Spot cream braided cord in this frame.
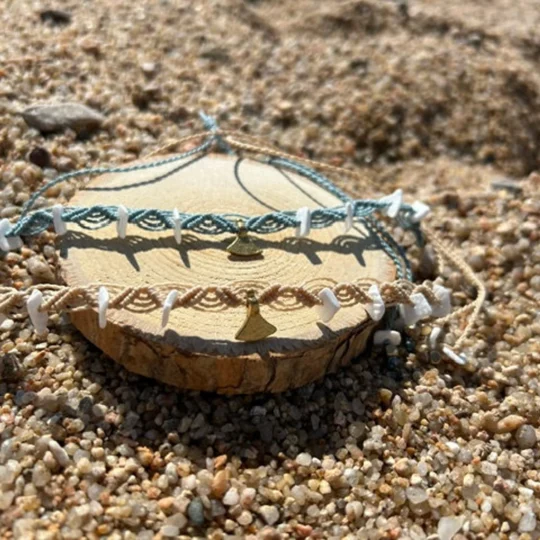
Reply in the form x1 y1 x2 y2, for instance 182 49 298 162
0 279 432 315
0 223 485 355
0 125 486 355
423 226 486 350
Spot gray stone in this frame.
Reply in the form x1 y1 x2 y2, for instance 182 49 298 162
491 178 522 194
515 424 537 449
22 102 105 134
27 257 55 283
187 497 205 526
438 516 465 540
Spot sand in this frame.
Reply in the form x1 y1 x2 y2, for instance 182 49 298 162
0 0 539 538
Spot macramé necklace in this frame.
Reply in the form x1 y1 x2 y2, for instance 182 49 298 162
0 116 485 367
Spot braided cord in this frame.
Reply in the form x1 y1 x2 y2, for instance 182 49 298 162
0 115 486 355
267 157 352 203
0 221 485 356
0 278 433 315
423 227 487 350
18 133 214 221
7 124 418 244
0 226 484 358
8 200 418 237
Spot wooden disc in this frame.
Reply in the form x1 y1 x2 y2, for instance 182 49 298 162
58 153 395 394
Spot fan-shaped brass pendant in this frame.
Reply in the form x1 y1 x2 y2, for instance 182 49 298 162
227 220 262 257
235 291 277 341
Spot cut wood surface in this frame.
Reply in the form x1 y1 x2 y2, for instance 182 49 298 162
58 153 395 393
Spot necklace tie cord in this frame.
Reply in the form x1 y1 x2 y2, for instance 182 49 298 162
4 198 422 239
0 116 486 365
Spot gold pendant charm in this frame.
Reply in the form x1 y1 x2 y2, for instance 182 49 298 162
227 220 262 257
235 290 277 342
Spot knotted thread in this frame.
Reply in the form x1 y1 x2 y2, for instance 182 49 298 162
0 114 485 355
6 121 418 279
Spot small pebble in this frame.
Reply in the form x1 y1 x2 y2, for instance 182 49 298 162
26 257 55 283
295 453 312 467
394 458 413 477
515 424 537 449
40 9 71 25
32 462 51 487
222 487 239 506
237 510 253 526
28 147 51 168
240 487 256 507
187 497 205 526
48 440 70 468
345 501 364 521
406 486 428 505
258 505 280 525
160 525 179 537
438 516 465 540
518 510 537 533
497 415 526 433
211 470 229 498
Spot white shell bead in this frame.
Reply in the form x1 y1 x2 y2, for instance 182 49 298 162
0 219 22 252
411 200 431 222
431 284 452 318
401 293 433 326
52 204 67 235
116 205 129 239
364 284 385 322
295 207 311 238
380 189 403 218
98 286 109 329
161 290 179 328
27 289 48 334
344 202 354 232
318 288 341 322
172 208 182 245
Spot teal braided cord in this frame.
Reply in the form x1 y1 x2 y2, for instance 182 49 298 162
267 155 416 279
199 111 234 154
17 136 215 222
363 216 413 280
268 157 352 203
6 110 420 282
9 199 420 237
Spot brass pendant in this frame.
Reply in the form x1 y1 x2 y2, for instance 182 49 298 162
235 290 277 342
227 220 262 257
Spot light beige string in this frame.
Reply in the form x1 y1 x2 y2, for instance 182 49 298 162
0 278 427 314
423 225 486 350
0 230 485 355
0 130 486 357
142 129 378 190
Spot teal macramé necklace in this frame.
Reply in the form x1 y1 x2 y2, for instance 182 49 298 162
0 115 485 366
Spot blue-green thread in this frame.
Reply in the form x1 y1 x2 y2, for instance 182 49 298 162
18 137 215 222
6 116 422 280
9 201 417 236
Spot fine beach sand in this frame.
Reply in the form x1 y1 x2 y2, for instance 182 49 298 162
0 0 539 538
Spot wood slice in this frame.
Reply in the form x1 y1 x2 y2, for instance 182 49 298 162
58 153 395 394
